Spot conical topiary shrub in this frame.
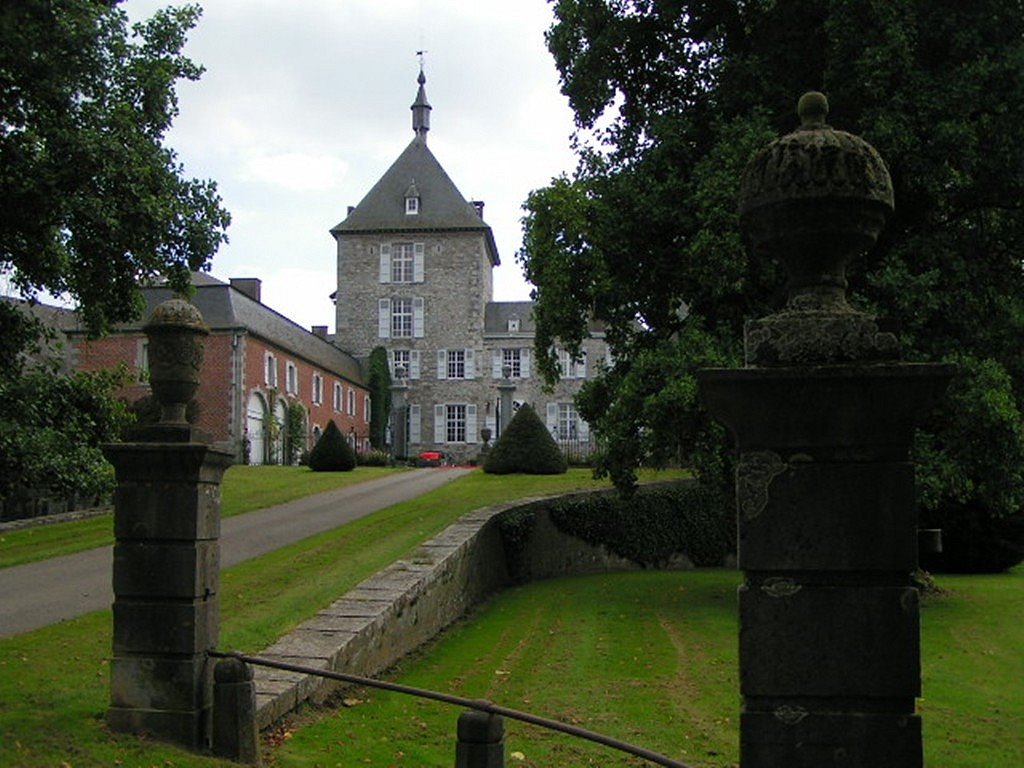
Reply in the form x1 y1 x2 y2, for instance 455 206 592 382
483 404 567 475
308 419 357 472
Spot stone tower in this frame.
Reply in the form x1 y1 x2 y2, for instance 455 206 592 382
331 69 605 462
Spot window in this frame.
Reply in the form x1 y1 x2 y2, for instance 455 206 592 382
503 348 521 378
347 388 356 416
447 349 465 379
434 403 477 444
285 361 298 395
405 196 419 215
333 382 343 412
379 297 424 338
391 297 413 338
558 403 579 439
379 243 424 284
437 348 474 380
364 395 371 422
265 353 278 387
311 373 323 405
391 349 410 377
137 340 150 383
446 404 466 443
507 316 520 332
391 243 414 283
546 402 589 443
558 349 587 379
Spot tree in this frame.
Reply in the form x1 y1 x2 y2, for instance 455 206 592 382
0 1 229 513
1 0 230 338
367 347 392 450
308 419 357 472
0 363 134 515
483 404 568 475
521 1 1024 566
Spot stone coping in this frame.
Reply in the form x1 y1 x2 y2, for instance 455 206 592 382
250 500 526 729
247 481 697 730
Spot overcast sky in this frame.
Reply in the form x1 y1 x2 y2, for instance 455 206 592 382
122 0 580 332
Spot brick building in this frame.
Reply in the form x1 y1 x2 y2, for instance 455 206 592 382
331 69 608 463
69 273 369 464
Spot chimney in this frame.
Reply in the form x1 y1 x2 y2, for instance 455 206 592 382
471 200 485 218
311 325 328 339
229 278 262 303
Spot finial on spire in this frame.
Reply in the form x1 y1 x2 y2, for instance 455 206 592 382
411 52 432 142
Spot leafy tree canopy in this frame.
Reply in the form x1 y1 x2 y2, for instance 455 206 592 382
0 0 230 339
521 1 1024 541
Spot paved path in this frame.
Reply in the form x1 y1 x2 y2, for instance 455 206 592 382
0 468 471 638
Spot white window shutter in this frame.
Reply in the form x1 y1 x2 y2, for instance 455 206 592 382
437 349 447 379
465 348 475 379
578 350 587 379
378 298 390 338
379 244 392 283
466 404 478 443
413 297 425 337
521 349 531 378
408 404 421 444
413 243 425 282
546 402 559 435
434 404 445 443
492 350 501 378
409 350 421 379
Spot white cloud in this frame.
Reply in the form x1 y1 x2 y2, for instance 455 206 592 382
122 0 579 322
241 153 349 192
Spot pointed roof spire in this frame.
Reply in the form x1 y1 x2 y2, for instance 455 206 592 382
411 54 431 142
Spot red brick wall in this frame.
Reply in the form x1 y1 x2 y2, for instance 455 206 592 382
245 337 370 452
73 331 370 457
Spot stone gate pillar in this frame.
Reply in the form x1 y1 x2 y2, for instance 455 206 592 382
103 299 233 750
698 93 953 767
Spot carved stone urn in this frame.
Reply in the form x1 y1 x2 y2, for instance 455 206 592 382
739 91 900 366
143 298 210 424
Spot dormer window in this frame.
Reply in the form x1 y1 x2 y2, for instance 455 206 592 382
404 181 420 215
507 316 521 332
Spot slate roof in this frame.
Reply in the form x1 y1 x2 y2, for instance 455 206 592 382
63 273 365 385
330 135 500 267
484 301 607 337
484 301 536 335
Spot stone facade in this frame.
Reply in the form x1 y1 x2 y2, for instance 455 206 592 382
68 274 370 464
332 71 607 463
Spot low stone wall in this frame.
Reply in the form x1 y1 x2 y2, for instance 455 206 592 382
251 483 693 729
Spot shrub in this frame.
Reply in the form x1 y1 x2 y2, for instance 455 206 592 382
916 354 1024 572
919 503 1024 574
547 482 735 567
483 404 567 475
307 420 356 472
356 449 390 467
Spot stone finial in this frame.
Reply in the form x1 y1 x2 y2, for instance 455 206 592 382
143 298 209 425
739 93 900 366
739 92 894 311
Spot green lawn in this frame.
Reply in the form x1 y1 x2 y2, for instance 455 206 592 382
0 464 402 569
0 468 654 767
274 569 1024 768
1 468 1018 768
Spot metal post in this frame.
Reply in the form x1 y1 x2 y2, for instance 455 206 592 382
455 709 504 768
213 657 261 765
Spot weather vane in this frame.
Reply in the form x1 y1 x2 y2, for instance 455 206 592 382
416 49 428 70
